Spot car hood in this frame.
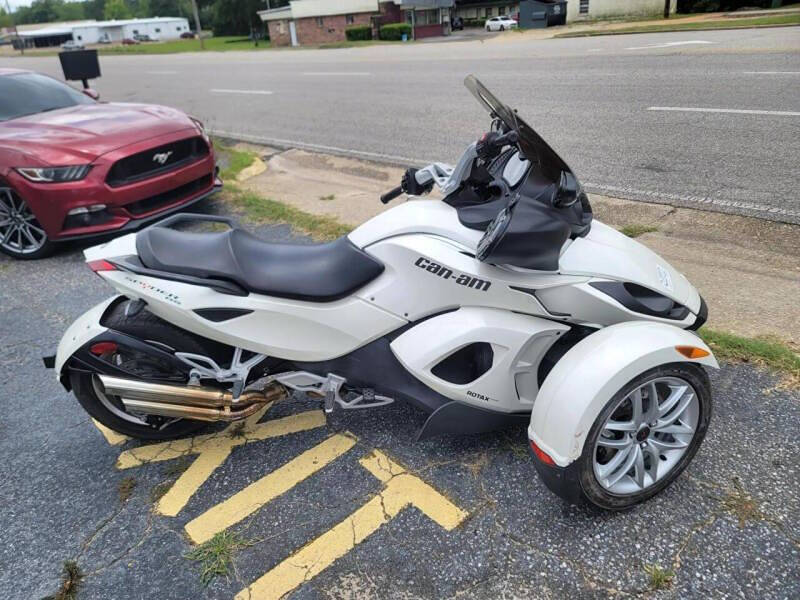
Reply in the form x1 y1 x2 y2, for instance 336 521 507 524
0 103 196 165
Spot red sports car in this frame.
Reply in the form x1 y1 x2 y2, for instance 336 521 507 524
0 68 220 259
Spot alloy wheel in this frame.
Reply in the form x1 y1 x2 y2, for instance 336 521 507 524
0 187 48 255
593 376 700 495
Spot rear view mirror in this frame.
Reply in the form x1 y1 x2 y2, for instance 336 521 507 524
82 88 100 101
553 171 579 208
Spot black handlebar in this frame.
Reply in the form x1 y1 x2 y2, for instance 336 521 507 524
380 185 404 204
380 130 519 204
476 129 519 158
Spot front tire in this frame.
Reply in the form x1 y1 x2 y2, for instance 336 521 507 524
0 186 54 259
540 363 712 510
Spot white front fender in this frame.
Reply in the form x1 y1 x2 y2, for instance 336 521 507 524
528 321 718 467
55 296 120 379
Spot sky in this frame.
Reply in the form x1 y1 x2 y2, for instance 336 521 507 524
6 0 34 10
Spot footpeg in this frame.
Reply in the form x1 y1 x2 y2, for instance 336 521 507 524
272 371 393 412
338 387 394 410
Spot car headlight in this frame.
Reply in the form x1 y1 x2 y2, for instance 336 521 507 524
190 116 210 143
16 165 91 183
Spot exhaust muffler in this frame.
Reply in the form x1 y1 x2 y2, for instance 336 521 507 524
97 374 286 422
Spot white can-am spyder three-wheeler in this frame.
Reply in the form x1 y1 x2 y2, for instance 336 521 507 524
48 77 717 510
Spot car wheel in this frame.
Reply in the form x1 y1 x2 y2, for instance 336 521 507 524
500 25 505 31
0 186 54 260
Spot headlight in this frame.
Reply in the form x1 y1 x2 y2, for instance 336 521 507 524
190 116 210 143
16 165 91 183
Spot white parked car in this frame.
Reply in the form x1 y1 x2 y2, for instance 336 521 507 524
485 16 518 31
60 40 85 51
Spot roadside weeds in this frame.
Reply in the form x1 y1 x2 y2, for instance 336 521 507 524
619 224 658 238
699 328 800 387
554 13 800 37
643 564 674 591
43 560 83 600
184 531 257 586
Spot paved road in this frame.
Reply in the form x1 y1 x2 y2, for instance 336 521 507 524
5 27 800 223
1 201 799 599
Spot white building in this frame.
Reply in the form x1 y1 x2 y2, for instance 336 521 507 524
17 17 191 47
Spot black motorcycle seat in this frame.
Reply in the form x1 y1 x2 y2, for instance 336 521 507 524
135 227 384 302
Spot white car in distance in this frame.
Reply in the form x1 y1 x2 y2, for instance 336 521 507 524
485 16 518 31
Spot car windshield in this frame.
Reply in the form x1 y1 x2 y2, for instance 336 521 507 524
464 75 572 183
0 72 94 122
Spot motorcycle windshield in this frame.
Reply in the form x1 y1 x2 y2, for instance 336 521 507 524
464 75 573 183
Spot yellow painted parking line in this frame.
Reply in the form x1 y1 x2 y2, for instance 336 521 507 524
116 410 325 469
185 433 357 544
157 443 235 517
115 408 326 516
92 419 130 446
236 450 468 600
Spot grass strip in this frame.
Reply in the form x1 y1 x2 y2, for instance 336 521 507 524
217 144 258 181
223 187 352 241
99 36 272 55
555 14 800 37
699 327 800 380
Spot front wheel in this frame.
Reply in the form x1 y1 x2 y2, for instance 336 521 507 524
538 363 712 510
0 186 54 259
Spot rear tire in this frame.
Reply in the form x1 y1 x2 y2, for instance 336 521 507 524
70 301 226 440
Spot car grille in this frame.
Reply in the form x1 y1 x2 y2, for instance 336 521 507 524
106 136 209 187
126 174 212 216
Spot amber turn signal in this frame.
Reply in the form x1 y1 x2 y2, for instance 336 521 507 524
675 345 710 359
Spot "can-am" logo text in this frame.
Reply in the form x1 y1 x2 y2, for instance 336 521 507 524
414 257 491 291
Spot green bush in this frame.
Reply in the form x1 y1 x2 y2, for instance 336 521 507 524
463 19 486 28
379 22 412 41
345 25 372 41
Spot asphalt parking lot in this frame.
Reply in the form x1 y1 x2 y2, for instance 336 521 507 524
1 201 798 600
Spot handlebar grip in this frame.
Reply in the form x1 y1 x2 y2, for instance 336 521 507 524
380 186 404 204
499 130 519 145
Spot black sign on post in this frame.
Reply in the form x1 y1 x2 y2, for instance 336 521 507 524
59 49 101 89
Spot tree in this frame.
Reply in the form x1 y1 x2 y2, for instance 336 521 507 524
209 0 266 35
25 0 62 23
104 0 132 19
56 1 87 20
83 0 107 20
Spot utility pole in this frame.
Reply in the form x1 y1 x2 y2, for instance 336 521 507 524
190 0 204 50
4 0 23 55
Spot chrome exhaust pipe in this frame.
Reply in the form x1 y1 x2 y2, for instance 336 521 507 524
97 374 286 422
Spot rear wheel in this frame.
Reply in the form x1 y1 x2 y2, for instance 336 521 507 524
0 187 54 259
70 302 224 440
499 25 505 31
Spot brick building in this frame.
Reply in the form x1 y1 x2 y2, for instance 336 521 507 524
260 0 455 46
